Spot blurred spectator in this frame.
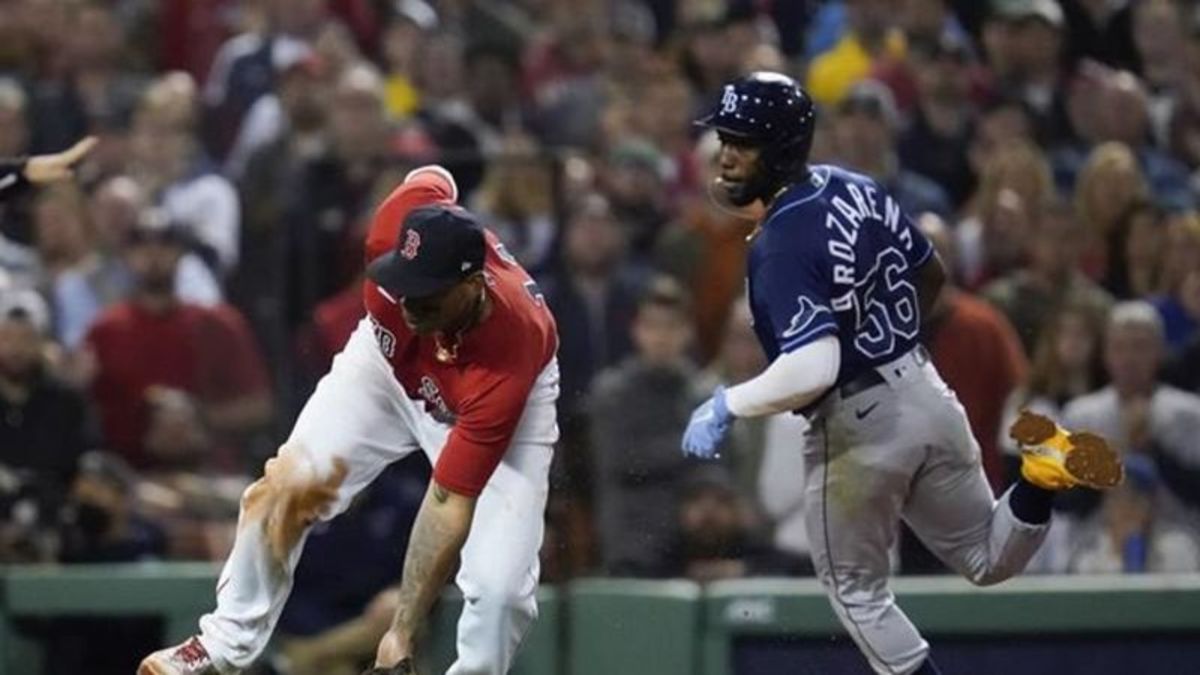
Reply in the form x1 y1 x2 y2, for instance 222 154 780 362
1000 303 1107 473
679 16 741 104
156 0 241 83
540 193 641 421
82 215 271 473
834 81 952 218
871 0 975 116
0 289 92 531
380 0 438 121
664 465 791 581
48 450 166 675
966 97 1036 178
470 139 557 275
32 184 93 286
1104 200 1166 300
59 451 164 563
1152 213 1200 355
203 0 327 158
982 200 1113 353
603 138 673 262
224 51 328 181
1059 0 1138 72
1068 454 1200 573
1131 0 1187 147
0 78 38 256
919 213 1027 490
1072 141 1150 278
956 140 1054 288
523 10 612 149
806 0 906 107
655 130 753 363
1166 14 1200 170
283 63 393 328
897 31 979 208
1064 302 1200 525
984 0 1070 144
417 40 529 196
28 3 145 155
129 72 241 277
590 276 704 576
54 177 221 351
1054 68 1194 211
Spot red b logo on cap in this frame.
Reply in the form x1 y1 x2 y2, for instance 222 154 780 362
400 228 421 260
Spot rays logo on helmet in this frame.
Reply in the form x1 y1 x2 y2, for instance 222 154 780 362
721 85 739 114
400 229 421 260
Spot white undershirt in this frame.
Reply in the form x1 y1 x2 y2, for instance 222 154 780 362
725 335 841 417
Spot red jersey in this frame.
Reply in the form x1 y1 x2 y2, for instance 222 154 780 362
363 170 558 497
86 302 271 470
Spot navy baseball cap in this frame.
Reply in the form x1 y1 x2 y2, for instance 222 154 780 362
367 205 486 299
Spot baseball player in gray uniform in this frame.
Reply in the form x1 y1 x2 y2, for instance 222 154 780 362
681 72 1124 675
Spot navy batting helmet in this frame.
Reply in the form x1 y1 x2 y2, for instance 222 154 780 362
695 72 816 204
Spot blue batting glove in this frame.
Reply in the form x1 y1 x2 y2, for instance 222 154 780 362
682 386 733 459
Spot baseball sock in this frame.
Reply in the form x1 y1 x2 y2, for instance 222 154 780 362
913 654 944 674
1010 478 1054 525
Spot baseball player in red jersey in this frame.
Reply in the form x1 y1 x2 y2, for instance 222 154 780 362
141 166 560 675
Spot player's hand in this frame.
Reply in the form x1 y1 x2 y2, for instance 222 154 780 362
23 136 97 184
682 386 733 459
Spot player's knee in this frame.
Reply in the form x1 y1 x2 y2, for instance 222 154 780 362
241 443 348 561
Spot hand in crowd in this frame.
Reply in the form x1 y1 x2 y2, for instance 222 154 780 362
22 136 97 185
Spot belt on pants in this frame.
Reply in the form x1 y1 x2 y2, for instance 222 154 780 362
837 346 931 400
838 368 886 399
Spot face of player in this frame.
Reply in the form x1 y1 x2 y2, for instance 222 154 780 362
401 273 486 336
716 136 767 207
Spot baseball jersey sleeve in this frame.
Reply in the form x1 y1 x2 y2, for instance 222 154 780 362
753 251 838 354
895 207 934 271
432 364 537 498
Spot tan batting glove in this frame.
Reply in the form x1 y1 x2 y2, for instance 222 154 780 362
23 136 97 185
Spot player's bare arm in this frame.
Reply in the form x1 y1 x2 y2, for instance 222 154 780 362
374 480 476 668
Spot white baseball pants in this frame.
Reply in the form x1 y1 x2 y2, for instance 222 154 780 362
196 318 558 674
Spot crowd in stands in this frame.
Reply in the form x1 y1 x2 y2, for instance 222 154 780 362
2 1 1200 663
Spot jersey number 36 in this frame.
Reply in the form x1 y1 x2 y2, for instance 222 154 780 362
853 248 919 359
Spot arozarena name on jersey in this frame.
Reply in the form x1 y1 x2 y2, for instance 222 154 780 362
823 182 915 289
822 180 921 359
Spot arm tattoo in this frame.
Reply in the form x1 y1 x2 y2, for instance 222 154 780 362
432 483 450 504
390 485 472 645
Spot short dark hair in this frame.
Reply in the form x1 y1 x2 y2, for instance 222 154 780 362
637 275 692 315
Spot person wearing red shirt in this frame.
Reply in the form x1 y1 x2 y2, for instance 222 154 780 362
142 166 560 675
84 215 271 473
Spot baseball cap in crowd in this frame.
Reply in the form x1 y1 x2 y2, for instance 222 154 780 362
0 287 50 335
993 0 1064 28
393 0 439 30
838 81 900 129
126 208 192 247
367 205 486 299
